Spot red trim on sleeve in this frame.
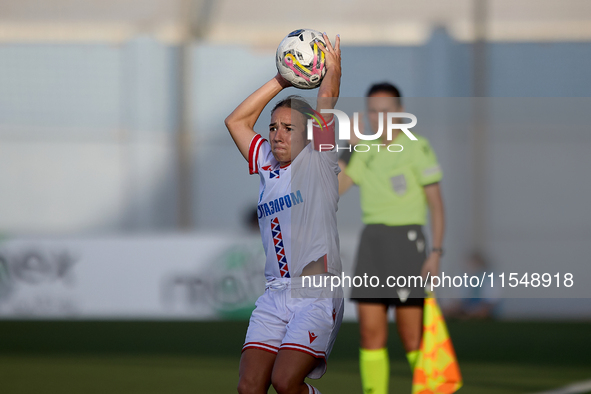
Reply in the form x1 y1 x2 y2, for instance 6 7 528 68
248 134 264 174
312 116 336 151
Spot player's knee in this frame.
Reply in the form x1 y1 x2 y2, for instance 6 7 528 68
236 379 251 394
237 376 265 394
271 373 300 394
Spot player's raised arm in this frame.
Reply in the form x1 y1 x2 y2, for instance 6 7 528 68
316 33 341 115
311 34 341 151
224 74 291 160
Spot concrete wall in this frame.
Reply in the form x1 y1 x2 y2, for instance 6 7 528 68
0 38 179 234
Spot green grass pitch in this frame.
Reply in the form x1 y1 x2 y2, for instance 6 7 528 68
1 320 590 393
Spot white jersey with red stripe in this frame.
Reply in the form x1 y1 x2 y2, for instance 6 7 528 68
248 121 341 280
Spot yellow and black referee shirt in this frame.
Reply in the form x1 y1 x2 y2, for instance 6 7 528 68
345 133 442 226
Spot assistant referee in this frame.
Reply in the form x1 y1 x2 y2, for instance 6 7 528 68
338 82 444 394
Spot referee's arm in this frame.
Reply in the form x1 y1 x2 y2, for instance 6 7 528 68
421 182 445 278
337 131 359 195
337 159 354 195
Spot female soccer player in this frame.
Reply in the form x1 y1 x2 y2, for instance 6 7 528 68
338 83 445 394
225 33 343 394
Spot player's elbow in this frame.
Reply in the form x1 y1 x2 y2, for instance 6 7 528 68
224 115 235 132
225 113 250 135
225 117 243 139
317 92 339 106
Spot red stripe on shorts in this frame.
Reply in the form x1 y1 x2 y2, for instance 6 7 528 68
242 342 279 355
280 343 326 358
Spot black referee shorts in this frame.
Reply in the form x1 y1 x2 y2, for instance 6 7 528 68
350 224 427 307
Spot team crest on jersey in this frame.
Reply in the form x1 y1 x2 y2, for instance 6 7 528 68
271 217 290 278
261 165 280 179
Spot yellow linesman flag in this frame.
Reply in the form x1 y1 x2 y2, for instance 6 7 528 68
412 294 462 394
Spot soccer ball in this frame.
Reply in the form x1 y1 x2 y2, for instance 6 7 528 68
276 29 326 89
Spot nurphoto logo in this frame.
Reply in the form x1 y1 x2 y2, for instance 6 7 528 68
306 109 418 152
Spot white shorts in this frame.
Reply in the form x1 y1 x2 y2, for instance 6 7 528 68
242 276 344 379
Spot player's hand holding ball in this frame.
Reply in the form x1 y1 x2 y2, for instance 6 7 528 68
274 72 292 90
317 32 341 80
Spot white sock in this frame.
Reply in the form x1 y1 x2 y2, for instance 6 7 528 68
306 383 322 394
